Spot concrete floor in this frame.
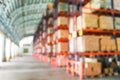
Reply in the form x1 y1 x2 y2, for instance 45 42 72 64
0 55 119 80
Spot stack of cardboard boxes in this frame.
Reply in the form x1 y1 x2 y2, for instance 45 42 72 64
90 0 112 9
99 15 114 30
116 38 120 51
77 14 98 29
113 0 120 11
55 1 69 66
47 3 54 58
55 1 69 54
115 17 120 30
77 35 100 52
100 36 116 51
75 58 102 77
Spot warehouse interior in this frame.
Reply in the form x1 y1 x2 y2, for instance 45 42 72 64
0 0 120 80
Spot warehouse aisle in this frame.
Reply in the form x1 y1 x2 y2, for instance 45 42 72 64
0 55 119 80
0 55 78 80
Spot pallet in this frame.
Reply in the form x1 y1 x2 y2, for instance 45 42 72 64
85 74 103 79
85 27 99 30
101 50 117 53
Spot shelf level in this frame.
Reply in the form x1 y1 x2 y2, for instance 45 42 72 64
78 52 120 56
78 29 120 36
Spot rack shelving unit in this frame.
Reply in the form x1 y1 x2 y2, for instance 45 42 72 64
66 0 120 80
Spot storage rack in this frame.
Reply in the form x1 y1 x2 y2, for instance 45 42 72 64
32 0 120 80
49 0 69 67
66 0 120 80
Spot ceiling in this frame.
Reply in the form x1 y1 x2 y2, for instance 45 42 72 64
0 0 53 44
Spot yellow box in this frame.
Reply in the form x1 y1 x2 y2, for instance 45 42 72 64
99 15 113 30
57 17 68 26
77 14 98 30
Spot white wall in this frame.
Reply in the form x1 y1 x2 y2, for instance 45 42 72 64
0 31 5 62
19 36 33 55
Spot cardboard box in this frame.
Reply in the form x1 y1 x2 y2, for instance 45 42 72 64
100 36 116 51
113 0 120 11
48 18 53 24
84 58 98 63
116 38 120 51
57 17 68 27
77 35 99 52
115 17 120 30
117 61 120 67
57 42 68 53
57 30 68 39
91 0 112 9
77 14 98 30
47 27 53 34
58 2 68 12
84 62 101 77
99 15 114 30
47 35 53 43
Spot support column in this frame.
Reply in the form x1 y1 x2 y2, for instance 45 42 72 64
2 34 6 62
11 42 15 58
0 31 6 62
5 38 11 61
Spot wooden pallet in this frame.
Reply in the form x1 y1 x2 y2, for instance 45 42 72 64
85 27 99 30
85 74 103 79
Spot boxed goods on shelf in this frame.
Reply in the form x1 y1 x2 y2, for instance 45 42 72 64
57 42 68 53
48 18 53 25
57 17 68 27
77 14 98 30
75 58 101 77
116 38 120 51
47 35 53 43
84 57 98 63
47 27 53 34
115 17 120 30
58 2 68 12
118 61 120 68
69 4 77 13
57 29 68 39
113 0 120 11
90 0 112 9
104 68 113 75
100 36 116 51
99 15 114 30
77 35 99 52
42 32 47 39
84 62 101 77
48 3 54 14
84 58 101 77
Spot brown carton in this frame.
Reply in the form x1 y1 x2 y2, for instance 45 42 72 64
99 15 113 30
57 42 68 53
